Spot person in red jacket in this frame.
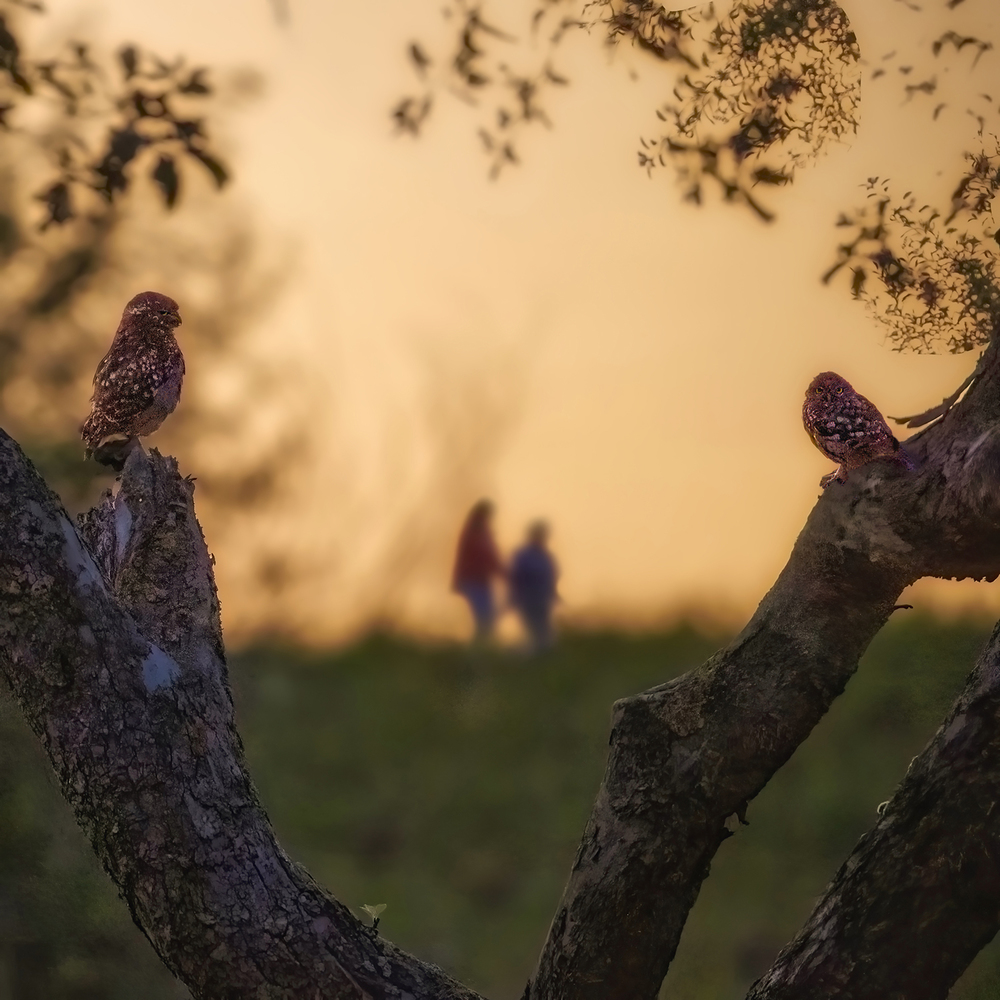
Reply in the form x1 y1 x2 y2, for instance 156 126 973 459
452 499 505 642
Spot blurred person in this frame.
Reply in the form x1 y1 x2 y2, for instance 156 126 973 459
452 499 505 643
509 520 559 654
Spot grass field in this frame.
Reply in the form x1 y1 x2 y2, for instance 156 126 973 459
0 615 998 998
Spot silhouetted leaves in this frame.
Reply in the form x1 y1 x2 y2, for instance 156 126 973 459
119 44 137 80
825 154 1000 354
152 155 179 207
398 0 997 239
36 182 71 230
931 30 992 66
636 0 861 219
392 95 432 135
0 14 30 92
396 0 864 199
0 9 229 229
178 68 210 95
752 167 791 186
392 0 576 177
94 127 148 199
187 149 228 188
408 42 430 76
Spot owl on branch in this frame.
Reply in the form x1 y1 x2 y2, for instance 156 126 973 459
802 371 911 488
81 291 184 471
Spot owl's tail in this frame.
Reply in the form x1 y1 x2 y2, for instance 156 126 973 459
81 412 136 471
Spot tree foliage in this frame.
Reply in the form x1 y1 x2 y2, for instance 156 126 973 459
823 149 1000 355
0 1 301 541
0 2 227 229
396 0 998 356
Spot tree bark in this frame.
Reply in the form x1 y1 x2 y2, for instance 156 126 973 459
530 343 1000 1000
746 617 1000 1000
0 437 482 1000
3 341 1000 999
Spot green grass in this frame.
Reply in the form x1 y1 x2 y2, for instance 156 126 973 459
1 616 999 997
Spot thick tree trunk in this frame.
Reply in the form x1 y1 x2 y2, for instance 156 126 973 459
746 618 1000 1000
531 343 1000 1000
0 438 482 1000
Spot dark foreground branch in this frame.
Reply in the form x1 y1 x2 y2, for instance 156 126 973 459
748 619 1000 1000
532 346 1000 1000
0 435 481 1000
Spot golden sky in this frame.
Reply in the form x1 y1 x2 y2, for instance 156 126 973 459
38 0 1000 643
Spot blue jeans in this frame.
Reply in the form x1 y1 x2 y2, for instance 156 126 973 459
458 582 495 641
518 602 553 652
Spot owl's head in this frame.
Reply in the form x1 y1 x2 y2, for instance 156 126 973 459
123 291 182 329
806 371 853 402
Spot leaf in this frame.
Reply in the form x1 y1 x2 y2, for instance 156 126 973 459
188 148 228 188
173 118 203 141
751 167 791 186
408 43 430 75
543 64 569 86
152 154 179 208
36 181 72 229
361 903 386 920
178 68 211 95
93 128 148 199
119 45 137 80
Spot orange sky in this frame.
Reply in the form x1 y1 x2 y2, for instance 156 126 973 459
38 0 1000 643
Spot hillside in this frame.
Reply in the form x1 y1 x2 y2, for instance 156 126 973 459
0 616 997 998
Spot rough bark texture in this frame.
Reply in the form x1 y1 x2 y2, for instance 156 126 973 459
531 342 1000 1000
0 438 482 1000
2 348 1000 998
748 618 1000 1000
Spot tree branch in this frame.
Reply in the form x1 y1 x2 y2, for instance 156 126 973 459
531 341 1000 1000
4 338 1000 1000
748 617 1000 999
0 436 481 1000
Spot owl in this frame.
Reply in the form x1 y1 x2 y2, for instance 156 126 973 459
81 291 184 471
802 371 907 488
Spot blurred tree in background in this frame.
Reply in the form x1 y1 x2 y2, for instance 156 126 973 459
0 0 300 518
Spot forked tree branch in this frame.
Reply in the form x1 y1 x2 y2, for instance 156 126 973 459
0 438 481 1000
748 617 1000 999
3 338 1000 999
531 339 1000 1000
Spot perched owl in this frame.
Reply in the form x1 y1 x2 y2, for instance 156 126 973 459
81 291 184 471
802 371 908 488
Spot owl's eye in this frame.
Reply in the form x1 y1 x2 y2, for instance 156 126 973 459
836 387 844 394
814 387 822 394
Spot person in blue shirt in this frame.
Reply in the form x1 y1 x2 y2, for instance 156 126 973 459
509 520 559 653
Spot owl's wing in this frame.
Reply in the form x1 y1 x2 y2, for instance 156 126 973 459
855 394 899 445
91 341 177 429
807 420 852 455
